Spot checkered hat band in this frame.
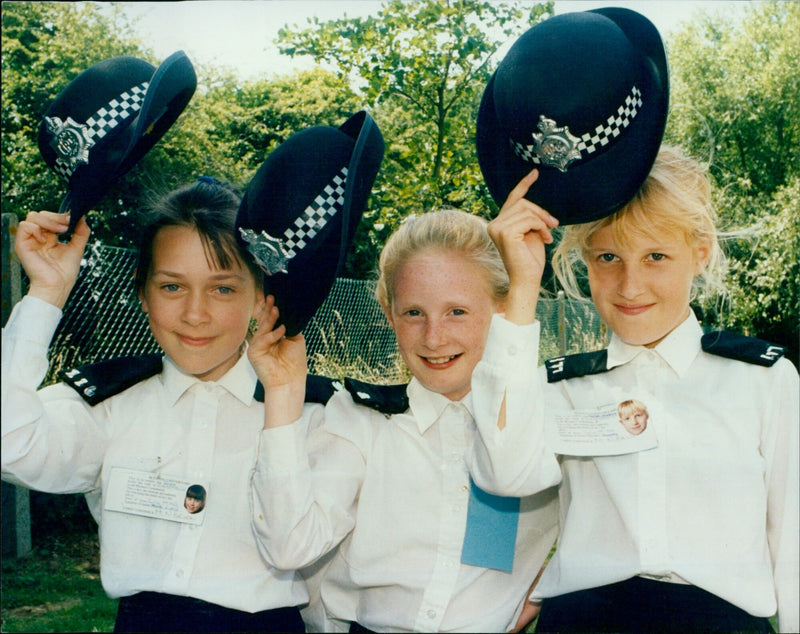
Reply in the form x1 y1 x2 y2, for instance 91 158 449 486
84 82 149 143
282 167 348 259
51 82 149 181
53 160 73 181
512 85 642 165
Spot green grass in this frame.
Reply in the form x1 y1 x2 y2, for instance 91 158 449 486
1 531 117 632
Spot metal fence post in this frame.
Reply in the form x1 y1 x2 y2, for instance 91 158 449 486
1 213 22 324
2 212 32 559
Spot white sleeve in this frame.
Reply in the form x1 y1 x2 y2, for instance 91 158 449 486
250 392 366 570
1 296 108 493
466 314 561 497
761 358 799 633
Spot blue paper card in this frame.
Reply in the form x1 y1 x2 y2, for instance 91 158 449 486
460 479 520 572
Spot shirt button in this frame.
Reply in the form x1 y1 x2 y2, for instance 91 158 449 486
427 610 437 619
176 569 184 578
508 345 518 356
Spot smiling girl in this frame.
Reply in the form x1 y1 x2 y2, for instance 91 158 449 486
248 196 562 632
1 178 308 632
491 146 798 633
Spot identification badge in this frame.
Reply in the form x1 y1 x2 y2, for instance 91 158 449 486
105 467 207 525
546 397 658 456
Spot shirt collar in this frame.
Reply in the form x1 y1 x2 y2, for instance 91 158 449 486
161 350 258 406
606 311 703 378
407 377 474 435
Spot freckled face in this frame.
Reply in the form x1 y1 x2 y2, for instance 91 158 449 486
140 225 263 382
586 224 709 348
386 250 498 401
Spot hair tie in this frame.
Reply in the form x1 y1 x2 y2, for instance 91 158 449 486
197 175 216 185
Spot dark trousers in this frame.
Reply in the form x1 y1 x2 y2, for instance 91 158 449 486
535 577 774 634
114 591 305 633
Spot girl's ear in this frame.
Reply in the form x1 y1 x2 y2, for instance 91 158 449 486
138 289 149 314
380 301 395 329
693 237 712 276
254 289 267 314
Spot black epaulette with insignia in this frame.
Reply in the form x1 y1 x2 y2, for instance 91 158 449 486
60 354 163 406
545 349 609 383
701 331 786 367
344 377 409 415
306 374 343 404
252 374 341 404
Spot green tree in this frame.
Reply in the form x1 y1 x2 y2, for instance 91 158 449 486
277 0 553 274
208 67 360 177
1 2 203 247
2 3 142 236
665 1 799 360
2 3 360 249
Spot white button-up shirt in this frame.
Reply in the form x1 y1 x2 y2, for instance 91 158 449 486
1 295 308 613
252 315 561 632
528 313 799 633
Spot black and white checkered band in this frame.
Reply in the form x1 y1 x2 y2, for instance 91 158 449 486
239 167 349 276
510 85 642 172
45 81 149 181
282 167 348 258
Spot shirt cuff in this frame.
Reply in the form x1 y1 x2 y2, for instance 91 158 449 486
257 415 309 475
6 296 63 346
480 313 540 371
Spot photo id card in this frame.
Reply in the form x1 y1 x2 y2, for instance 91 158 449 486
546 397 658 456
105 467 207 525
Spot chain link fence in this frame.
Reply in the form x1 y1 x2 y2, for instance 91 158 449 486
37 243 609 385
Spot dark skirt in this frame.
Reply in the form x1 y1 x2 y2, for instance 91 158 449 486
535 577 774 634
113 591 305 633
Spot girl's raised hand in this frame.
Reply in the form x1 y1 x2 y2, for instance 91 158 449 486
487 169 559 325
247 295 308 428
15 212 91 309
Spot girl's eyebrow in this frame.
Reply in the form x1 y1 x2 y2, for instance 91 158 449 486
151 270 248 282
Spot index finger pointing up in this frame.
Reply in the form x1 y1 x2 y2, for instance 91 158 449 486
508 168 540 204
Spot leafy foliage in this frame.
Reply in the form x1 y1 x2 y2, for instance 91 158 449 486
278 0 554 271
2 3 144 245
1 0 796 353
1 2 358 249
665 1 799 359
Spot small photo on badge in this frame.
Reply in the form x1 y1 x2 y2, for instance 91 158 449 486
546 396 658 456
184 484 206 515
617 399 649 436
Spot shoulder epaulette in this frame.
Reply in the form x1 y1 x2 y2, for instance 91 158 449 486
701 331 786 367
253 374 342 404
344 377 410 415
545 349 609 383
60 354 163 406
253 374 409 414
306 374 344 403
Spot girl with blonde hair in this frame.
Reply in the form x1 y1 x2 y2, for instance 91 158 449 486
489 146 798 633
247 189 562 632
